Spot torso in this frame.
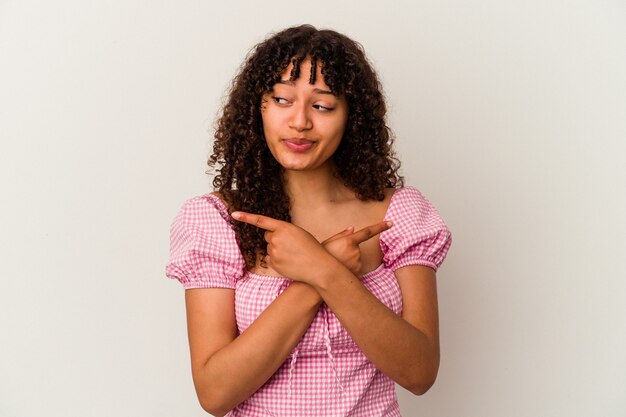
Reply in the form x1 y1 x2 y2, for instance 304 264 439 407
201 188 418 416
168 186 445 416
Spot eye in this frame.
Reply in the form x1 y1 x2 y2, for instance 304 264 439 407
313 104 335 112
272 96 289 105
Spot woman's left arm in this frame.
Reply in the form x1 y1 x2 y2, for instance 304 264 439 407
231 211 441 395
312 263 439 395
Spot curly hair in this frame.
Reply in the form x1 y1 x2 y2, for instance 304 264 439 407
208 24 403 269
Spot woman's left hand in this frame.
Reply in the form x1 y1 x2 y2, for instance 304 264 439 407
321 221 393 277
231 211 339 284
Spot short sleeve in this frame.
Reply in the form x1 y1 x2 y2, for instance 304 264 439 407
165 194 246 289
381 187 452 272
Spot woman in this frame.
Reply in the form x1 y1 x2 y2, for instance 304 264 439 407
166 25 452 417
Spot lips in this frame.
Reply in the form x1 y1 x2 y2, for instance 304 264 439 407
283 138 315 152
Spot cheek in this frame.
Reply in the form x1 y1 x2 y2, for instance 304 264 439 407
327 106 348 138
325 116 348 141
261 108 286 136
260 115 274 140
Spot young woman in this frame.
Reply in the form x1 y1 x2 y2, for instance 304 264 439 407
166 25 452 417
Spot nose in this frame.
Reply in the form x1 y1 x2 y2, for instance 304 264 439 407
288 102 313 131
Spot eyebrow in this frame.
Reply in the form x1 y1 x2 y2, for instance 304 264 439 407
276 79 334 95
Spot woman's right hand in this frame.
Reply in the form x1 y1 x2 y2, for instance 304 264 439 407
321 221 393 277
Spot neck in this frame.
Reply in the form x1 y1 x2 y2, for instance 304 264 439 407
283 163 352 207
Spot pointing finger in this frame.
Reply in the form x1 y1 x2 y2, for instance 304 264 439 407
231 211 284 232
350 221 393 244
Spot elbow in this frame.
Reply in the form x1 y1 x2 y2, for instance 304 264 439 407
197 394 231 417
402 362 439 396
193 366 235 416
406 346 440 396
407 378 436 396
196 386 234 417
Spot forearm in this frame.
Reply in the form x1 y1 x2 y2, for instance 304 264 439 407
311 263 439 394
196 282 322 415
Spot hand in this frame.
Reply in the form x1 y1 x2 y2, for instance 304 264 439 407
231 211 338 284
321 221 393 278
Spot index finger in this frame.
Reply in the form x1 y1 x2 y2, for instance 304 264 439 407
231 211 284 231
350 221 394 244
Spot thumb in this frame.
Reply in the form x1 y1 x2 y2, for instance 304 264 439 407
322 226 354 244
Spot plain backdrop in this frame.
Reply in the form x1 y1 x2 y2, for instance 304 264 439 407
1 1 624 416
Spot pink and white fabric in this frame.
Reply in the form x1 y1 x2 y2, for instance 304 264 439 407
166 187 452 417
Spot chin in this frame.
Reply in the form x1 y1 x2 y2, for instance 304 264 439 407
280 162 313 171
276 156 315 171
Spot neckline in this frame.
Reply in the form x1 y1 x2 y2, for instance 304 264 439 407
206 187 407 279
206 187 405 220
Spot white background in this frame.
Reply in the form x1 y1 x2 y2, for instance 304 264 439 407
1 1 624 416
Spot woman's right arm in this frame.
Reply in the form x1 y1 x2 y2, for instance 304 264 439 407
185 282 321 417
184 222 389 416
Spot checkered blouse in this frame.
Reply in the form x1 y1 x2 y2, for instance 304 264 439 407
166 187 452 416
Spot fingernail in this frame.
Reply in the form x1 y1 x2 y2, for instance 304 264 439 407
386 220 393 227
231 212 242 220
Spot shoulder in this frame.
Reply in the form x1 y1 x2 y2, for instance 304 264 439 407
381 186 452 271
166 193 245 289
183 192 229 212
174 193 232 229
169 192 239 251
385 186 440 221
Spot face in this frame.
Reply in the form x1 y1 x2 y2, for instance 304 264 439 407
261 58 348 172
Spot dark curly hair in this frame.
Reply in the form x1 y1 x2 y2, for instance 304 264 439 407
208 24 403 268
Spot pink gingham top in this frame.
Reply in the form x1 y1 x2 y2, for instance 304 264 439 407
165 187 452 416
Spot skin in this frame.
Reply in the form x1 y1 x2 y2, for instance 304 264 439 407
185 58 440 417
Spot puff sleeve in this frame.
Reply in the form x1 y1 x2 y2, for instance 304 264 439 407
165 194 245 289
381 187 452 272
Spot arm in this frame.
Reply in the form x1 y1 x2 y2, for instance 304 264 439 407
310 262 440 395
231 211 441 395
185 224 389 416
186 282 322 417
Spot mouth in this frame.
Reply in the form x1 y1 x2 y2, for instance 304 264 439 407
282 138 315 152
